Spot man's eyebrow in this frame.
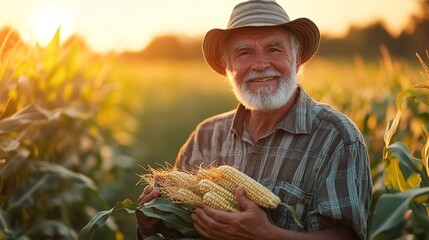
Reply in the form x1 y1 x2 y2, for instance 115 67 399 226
232 43 249 52
267 39 285 47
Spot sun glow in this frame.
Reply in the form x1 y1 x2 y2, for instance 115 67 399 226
0 0 421 53
30 4 75 46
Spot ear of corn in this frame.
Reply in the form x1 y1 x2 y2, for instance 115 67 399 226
140 165 282 211
216 178 238 193
176 188 203 206
167 171 198 186
162 170 199 192
196 167 215 181
139 164 301 227
196 167 236 192
203 191 241 213
161 187 203 205
199 179 236 203
217 165 281 209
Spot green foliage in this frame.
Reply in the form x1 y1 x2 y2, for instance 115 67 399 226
140 198 200 238
369 50 429 239
0 29 135 239
369 188 429 239
2 24 429 239
78 197 202 240
78 199 140 240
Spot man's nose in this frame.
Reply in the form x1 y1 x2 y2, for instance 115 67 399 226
251 53 270 71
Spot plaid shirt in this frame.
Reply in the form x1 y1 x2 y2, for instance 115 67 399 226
175 86 372 239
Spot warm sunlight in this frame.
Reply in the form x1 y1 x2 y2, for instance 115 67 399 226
30 4 75 45
0 0 423 53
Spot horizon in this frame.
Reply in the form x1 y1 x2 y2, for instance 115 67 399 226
0 0 424 53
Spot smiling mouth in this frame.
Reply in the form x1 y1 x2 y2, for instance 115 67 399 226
249 76 279 82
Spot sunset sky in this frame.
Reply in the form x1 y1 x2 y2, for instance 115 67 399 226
0 0 424 53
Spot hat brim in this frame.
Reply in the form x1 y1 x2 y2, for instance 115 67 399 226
202 18 320 76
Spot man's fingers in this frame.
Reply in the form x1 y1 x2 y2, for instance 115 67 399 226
137 187 149 205
192 207 234 240
137 185 160 205
235 186 257 210
192 208 216 239
143 185 154 194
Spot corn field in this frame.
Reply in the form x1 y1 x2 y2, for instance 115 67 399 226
0 29 428 239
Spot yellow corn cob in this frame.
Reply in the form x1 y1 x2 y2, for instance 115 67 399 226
167 171 197 185
161 186 203 205
199 179 236 203
196 167 215 181
175 188 203 206
164 170 199 192
216 178 238 193
198 167 239 193
217 165 281 209
203 191 241 213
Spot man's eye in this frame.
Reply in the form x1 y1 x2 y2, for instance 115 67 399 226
268 48 281 53
238 51 250 56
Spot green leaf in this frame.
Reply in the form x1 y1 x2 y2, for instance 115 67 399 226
35 161 98 192
141 198 198 236
6 160 106 214
43 27 61 69
25 220 75 239
383 110 402 147
410 201 429 230
279 202 303 228
0 149 28 182
144 197 195 221
422 136 429 180
78 197 201 240
386 142 422 178
78 199 140 240
0 104 52 135
7 173 50 210
421 166 429 187
383 153 421 192
0 209 11 238
142 207 197 236
396 88 429 111
369 187 429 239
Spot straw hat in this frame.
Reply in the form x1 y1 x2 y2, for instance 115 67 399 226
202 0 320 76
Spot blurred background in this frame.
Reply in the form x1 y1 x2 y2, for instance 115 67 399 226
1 0 428 239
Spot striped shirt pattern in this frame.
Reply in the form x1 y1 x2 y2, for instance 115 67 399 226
175 87 372 239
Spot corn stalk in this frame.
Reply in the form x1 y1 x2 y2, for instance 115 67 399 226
369 50 429 239
0 28 133 239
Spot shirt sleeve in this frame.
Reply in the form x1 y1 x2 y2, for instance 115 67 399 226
308 140 372 240
174 129 199 170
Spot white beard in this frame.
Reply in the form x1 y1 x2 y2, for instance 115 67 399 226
227 68 298 111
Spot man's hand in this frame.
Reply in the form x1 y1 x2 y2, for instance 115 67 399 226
136 185 161 236
191 187 274 240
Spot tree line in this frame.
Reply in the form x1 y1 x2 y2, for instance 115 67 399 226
2 1 428 61
126 1 429 61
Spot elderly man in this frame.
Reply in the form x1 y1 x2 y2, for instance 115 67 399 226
136 0 372 239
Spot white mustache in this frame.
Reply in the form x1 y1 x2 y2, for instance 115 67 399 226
243 69 282 82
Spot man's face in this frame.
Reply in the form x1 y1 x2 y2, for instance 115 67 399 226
225 26 299 111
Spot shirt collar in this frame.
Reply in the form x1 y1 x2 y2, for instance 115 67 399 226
278 87 313 134
231 86 313 136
